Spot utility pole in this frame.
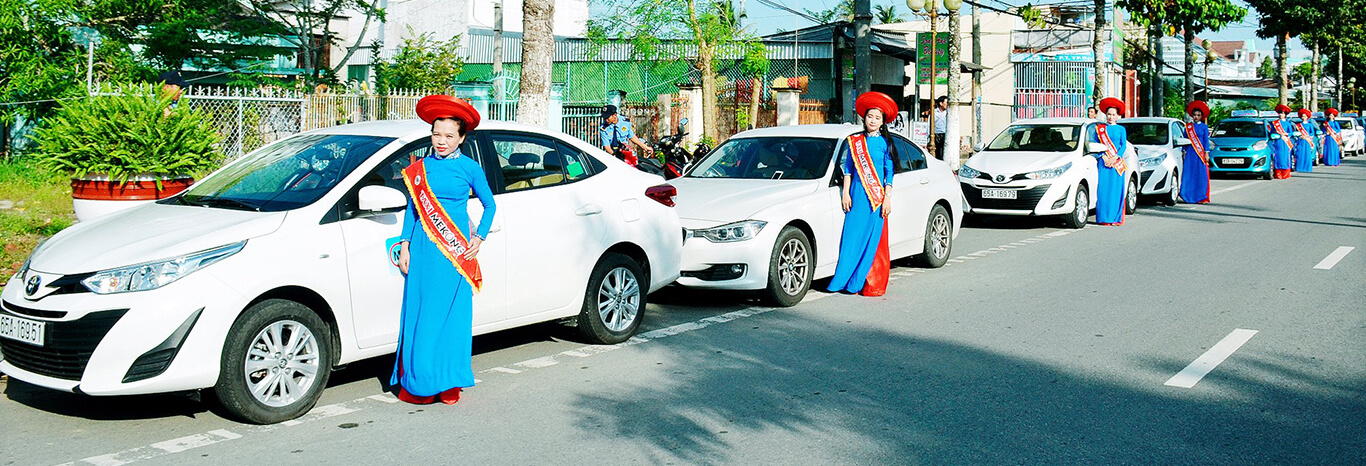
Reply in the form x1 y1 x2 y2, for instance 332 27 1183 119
854 0 872 100
1092 0 1108 107
1154 25 1165 117
1278 34 1288 106
493 0 505 101
946 11 962 169
971 3 981 149
1183 28 1193 104
1311 42 1320 112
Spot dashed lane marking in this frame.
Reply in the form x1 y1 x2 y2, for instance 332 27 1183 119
1165 329 1259 389
1210 180 1261 196
1313 246 1355 270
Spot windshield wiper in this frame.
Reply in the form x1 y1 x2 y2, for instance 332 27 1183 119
184 196 261 211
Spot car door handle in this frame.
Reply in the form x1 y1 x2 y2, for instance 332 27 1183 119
919 177 931 185
575 204 603 216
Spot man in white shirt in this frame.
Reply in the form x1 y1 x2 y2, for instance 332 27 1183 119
932 96 948 160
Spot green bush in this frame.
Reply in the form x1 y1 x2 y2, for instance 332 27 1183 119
33 88 221 183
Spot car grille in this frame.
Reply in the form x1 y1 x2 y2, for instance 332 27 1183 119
1214 157 1251 168
1140 170 1154 186
0 307 127 381
1220 147 1248 152
962 183 1052 210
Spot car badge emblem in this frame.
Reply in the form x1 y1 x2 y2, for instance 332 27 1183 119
995 175 1006 183
25 275 41 296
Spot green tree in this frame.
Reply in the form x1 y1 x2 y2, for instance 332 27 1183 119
79 0 288 72
806 0 855 23
874 4 906 24
244 0 384 84
1244 0 1324 105
1168 0 1247 102
1257 56 1275 79
372 31 465 93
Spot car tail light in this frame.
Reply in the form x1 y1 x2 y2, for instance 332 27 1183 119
645 184 676 207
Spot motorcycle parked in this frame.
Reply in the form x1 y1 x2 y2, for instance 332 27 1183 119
654 118 704 179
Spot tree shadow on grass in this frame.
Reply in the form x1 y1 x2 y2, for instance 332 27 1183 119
570 314 1365 464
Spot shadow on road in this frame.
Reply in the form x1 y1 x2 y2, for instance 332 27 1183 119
1141 206 1366 229
569 314 1366 464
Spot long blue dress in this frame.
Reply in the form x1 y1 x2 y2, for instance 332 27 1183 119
827 133 895 294
1324 120 1343 166
392 149 497 397
1268 119 1293 178
1293 121 1316 173
1180 121 1211 204
1089 124 1127 225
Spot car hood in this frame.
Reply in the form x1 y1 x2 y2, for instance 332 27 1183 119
671 178 819 225
29 202 286 274
1210 137 1263 148
1133 145 1168 158
964 150 1075 177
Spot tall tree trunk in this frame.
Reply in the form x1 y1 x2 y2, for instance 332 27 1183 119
1338 47 1344 108
748 76 761 130
1154 24 1165 117
946 12 961 170
517 0 554 126
1278 34 1289 106
700 48 719 142
1184 28 1194 104
1092 0 1107 105
1311 42 1320 111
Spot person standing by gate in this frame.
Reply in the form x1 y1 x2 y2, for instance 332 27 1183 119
932 96 948 160
1089 97 1130 226
1181 101 1212 204
1267 105 1294 179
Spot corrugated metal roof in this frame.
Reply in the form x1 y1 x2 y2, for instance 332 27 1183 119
458 29 834 64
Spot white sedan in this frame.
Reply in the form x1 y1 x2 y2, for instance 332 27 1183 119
1335 117 1364 156
671 125 963 307
1 120 682 424
1118 117 1188 206
959 118 1140 228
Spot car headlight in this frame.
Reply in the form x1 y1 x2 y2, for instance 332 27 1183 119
82 241 246 294
1024 162 1071 180
1208 140 1217 150
1139 154 1166 168
958 165 981 179
1252 140 1267 150
688 221 768 243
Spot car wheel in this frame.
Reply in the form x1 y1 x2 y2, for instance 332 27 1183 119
577 253 646 344
762 226 813 308
1162 169 1180 206
917 205 952 268
214 299 333 425
1125 176 1139 215
1061 185 1088 229
1261 167 1273 180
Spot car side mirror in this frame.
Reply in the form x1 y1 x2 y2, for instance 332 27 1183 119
1085 142 1109 154
359 185 407 212
1174 137 1191 147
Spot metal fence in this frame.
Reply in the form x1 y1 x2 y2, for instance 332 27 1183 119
1013 62 1092 120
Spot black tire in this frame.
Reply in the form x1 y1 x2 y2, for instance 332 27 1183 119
1124 176 1139 215
762 226 813 307
1162 169 1180 206
577 253 646 344
1062 184 1089 229
214 299 333 425
1261 168 1273 180
917 204 952 268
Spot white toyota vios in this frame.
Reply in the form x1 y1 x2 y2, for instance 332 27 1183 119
1 120 682 424
671 124 963 307
959 118 1140 228
1118 117 1188 206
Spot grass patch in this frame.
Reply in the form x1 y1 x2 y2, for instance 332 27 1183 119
0 158 76 291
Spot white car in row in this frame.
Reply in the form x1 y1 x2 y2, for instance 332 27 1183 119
959 118 1140 228
671 125 963 306
1 120 682 424
1118 117 1188 206
1335 117 1364 156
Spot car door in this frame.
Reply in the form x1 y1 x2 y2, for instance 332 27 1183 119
337 137 508 349
887 134 934 258
483 131 612 320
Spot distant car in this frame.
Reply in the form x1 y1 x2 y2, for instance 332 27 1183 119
1208 117 1273 179
2 120 683 424
1118 117 1186 206
958 118 1140 229
1334 117 1364 157
671 125 963 307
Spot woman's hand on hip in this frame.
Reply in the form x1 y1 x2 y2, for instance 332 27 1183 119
463 237 483 260
398 242 410 275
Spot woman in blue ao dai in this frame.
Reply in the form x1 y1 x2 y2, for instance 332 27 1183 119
1180 101 1211 204
1293 109 1317 173
1090 97 1129 225
827 92 897 295
1323 108 1344 166
393 96 497 405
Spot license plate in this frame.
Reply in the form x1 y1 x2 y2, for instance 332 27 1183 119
981 189 1018 199
0 313 45 346
1221 158 1242 164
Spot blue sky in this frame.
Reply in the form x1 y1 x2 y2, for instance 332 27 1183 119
733 0 1311 62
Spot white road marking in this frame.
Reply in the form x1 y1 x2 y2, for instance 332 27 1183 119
483 366 522 374
367 393 400 403
60 430 242 466
1165 329 1259 388
1211 180 1260 195
1313 246 1355 270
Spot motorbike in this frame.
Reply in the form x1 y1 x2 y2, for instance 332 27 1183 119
654 118 704 179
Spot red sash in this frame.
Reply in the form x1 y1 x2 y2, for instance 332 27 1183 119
1270 120 1291 143
1325 122 1343 146
1293 122 1315 145
1185 123 1208 164
1096 124 1128 175
847 134 886 211
402 158 483 293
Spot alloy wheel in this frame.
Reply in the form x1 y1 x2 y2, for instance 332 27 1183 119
777 238 809 296
930 213 951 260
597 267 641 333
244 320 321 408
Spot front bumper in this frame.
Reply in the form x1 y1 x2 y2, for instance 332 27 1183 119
0 268 247 396
676 228 777 291
960 180 1074 216
1139 166 1173 195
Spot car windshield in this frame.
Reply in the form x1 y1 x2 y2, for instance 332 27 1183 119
1119 122 1170 145
1212 121 1267 138
168 134 394 212
985 124 1080 152
687 137 835 180
1340 119 1356 129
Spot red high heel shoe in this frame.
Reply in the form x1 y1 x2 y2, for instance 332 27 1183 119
397 387 436 405
438 387 462 405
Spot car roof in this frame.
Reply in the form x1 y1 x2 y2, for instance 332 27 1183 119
1008 118 1091 125
729 124 863 139
305 119 588 142
1118 117 1181 124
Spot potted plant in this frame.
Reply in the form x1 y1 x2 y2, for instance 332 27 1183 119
34 86 220 221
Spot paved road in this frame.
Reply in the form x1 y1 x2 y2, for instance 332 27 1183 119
3 160 1363 465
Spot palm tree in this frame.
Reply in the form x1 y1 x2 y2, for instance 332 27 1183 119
875 4 905 24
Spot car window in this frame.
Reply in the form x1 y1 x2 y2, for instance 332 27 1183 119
1212 121 1267 138
327 138 480 221
1118 122 1169 146
890 135 928 173
487 132 573 191
554 142 596 182
1172 122 1185 140
687 137 835 180
1340 119 1356 129
985 124 1080 152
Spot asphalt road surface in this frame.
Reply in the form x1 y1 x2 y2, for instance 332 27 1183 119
3 160 1363 465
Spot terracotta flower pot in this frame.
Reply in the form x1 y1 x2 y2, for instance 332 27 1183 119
71 175 194 221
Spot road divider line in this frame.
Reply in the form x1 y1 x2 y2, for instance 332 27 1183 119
1210 180 1260 195
1165 329 1258 389
1314 246 1355 270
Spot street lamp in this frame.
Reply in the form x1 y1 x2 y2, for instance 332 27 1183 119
907 0 962 157
1351 77 1357 110
1199 39 1218 101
